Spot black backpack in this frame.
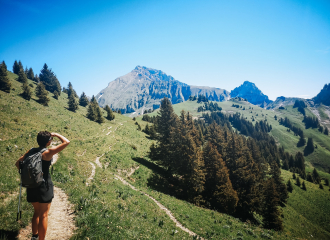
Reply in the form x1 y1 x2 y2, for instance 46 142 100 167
19 148 47 188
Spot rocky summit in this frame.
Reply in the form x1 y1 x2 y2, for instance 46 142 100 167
230 81 272 107
96 66 230 114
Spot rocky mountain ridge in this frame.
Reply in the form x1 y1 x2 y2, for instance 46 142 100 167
96 66 230 114
96 66 328 114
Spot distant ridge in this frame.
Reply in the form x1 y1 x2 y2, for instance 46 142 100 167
96 66 229 114
230 81 272 107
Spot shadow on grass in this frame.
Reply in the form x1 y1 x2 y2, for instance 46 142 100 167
0 229 19 240
131 157 184 199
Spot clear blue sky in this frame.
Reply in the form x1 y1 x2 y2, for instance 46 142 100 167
1 0 329 100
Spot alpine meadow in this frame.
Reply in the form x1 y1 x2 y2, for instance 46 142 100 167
1 59 330 240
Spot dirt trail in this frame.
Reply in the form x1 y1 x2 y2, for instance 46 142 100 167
18 153 76 240
86 162 96 186
114 174 202 239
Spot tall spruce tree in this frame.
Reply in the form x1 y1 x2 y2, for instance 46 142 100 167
13 60 20 74
203 142 238 213
27 68 34 80
287 179 293 192
17 69 28 84
262 178 283 230
39 63 61 94
35 82 49 106
95 105 105 123
79 92 89 107
312 168 321 184
0 61 11 93
105 105 115 120
21 81 32 100
68 94 79 112
149 97 178 172
324 127 329 135
87 104 96 121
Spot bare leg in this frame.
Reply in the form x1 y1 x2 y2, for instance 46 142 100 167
37 202 51 240
31 202 40 235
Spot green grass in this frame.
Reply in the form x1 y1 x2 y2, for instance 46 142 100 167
1 72 330 239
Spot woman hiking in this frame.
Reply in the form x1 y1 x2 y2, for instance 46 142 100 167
15 131 70 240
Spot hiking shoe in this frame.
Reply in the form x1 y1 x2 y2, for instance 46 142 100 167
31 236 38 240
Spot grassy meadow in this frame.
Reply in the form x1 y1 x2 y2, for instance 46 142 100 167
1 71 330 239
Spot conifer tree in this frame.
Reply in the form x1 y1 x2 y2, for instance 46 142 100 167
295 152 306 176
87 104 96 121
79 92 89 107
302 181 307 191
287 180 293 192
17 69 28 84
305 137 314 154
324 127 329 135
306 172 314 183
13 60 20 74
292 173 296 179
105 105 115 120
297 135 306 147
0 61 11 93
95 105 105 123
24 66 29 76
21 81 32 100
319 183 324 190
296 177 301 187
203 142 238 213
325 178 329 186
39 63 61 94
53 90 59 100
33 74 40 83
149 125 157 139
149 97 178 172
18 61 23 72
68 94 79 112
27 67 34 80
67 82 78 98
35 82 49 106
269 160 288 205
143 123 150 134
262 178 283 230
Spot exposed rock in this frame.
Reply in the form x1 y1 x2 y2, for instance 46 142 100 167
96 66 229 114
230 81 272 107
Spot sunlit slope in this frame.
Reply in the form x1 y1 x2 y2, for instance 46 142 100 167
0 72 299 240
152 99 330 172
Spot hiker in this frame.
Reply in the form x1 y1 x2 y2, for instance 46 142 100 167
15 131 70 240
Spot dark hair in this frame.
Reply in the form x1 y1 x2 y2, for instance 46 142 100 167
37 131 51 148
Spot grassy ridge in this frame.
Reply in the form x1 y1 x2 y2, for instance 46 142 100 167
1 72 329 239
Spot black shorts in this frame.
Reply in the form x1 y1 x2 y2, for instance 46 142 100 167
27 180 54 203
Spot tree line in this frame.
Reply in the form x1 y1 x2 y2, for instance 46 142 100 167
0 60 116 123
147 97 289 230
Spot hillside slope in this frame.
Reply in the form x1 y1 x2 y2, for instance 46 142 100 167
0 71 303 240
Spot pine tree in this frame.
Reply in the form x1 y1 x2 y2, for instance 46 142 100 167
79 92 89 107
292 173 296 179
17 69 28 84
18 61 23 72
35 82 49 106
287 180 293 192
27 68 34 80
306 172 314 183
24 66 29 76
53 90 59 100
297 135 306 147
21 81 32 100
0 61 11 93
39 63 61 94
68 94 79 112
67 82 78 98
105 105 115 120
262 178 283 230
87 104 96 121
302 181 307 191
203 142 238 213
33 74 40 83
295 152 305 175
13 60 20 74
95 105 104 123
319 183 324 190
144 123 150 134
296 177 301 187
149 97 178 172
304 137 314 154
324 127 329 135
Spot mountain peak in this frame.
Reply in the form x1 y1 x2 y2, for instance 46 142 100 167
230 81 272 106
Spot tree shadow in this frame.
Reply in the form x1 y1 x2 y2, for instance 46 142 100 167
0 229 19 240
131 157 184 198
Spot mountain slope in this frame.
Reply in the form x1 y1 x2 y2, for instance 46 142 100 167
313 83 330 106
96 66 229 114
230 81 272 107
